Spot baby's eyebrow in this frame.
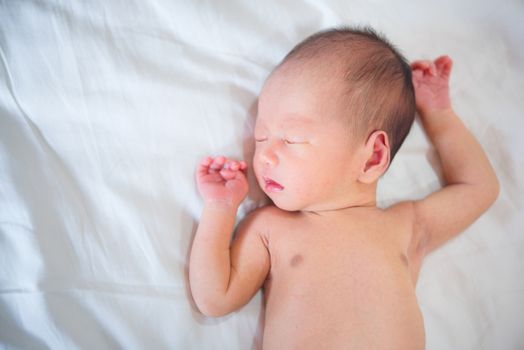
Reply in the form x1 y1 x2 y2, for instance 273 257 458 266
255 113 317 132
283 125 312 134
282 114 317 129
283 113 316 124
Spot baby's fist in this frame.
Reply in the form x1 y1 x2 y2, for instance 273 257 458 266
196 156 248 207
411 55 453 115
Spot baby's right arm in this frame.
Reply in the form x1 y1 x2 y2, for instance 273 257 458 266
189 156 270 317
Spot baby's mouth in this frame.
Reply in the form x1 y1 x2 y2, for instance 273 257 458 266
263 176 284 192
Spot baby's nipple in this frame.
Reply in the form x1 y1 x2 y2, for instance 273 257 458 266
290 254 303 267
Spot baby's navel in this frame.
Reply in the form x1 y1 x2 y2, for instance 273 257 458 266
290 254 303 267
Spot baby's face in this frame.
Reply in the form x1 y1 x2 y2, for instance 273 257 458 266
254 66 364 212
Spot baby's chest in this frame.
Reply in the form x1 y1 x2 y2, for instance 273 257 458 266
266 225 410 291
260 217 423 348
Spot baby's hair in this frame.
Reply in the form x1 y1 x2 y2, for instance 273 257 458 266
277 25 415 163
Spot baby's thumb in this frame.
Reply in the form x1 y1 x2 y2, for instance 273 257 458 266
219 169 237 180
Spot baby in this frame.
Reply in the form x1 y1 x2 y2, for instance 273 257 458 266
189 27 499 349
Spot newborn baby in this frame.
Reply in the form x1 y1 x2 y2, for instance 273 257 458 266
189 26 499 349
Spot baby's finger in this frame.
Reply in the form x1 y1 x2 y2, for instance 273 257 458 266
197 156 213 176
411 60 431 71
412 69 424 79
239 161 247 170
219 168 237 180
435 55 452 67
411 69 424 86
229 161 239 171
223 160 237 171
428 64 437 76
200 156 212 167
424 66 436 76
435 55 453 78
411 60 437 77
210 155 226 170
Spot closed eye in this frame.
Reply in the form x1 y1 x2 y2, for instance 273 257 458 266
255 138 267 143
284 139 308 145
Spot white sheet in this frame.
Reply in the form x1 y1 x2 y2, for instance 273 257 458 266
1 1 523 349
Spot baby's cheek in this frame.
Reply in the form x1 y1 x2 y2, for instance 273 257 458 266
251 149 258 164
303 163 338 192
252 159 261 177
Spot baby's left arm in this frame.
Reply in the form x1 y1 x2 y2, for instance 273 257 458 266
405 56 499 256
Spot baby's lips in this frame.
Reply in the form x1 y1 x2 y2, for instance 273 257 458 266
263 176 284 191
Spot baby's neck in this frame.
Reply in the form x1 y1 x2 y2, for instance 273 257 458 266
301 183 378 216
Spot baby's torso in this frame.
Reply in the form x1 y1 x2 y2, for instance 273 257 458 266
260 206 425 350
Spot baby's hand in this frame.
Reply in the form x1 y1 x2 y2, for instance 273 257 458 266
411 55 453 115
196 155 248 207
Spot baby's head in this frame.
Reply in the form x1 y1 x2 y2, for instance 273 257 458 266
253 26 415 212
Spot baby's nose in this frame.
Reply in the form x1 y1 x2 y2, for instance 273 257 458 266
260 144 279 167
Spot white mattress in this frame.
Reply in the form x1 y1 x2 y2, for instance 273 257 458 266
1 1 523 349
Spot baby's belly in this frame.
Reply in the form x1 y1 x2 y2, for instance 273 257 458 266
261 252 425 350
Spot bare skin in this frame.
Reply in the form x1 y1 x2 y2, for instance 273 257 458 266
189 56 499 349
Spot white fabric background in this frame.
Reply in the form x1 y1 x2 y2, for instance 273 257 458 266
1 1 523 349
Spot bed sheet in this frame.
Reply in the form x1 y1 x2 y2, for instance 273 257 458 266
1 1 523 349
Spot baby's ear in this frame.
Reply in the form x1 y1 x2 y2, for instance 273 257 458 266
358 130 390 184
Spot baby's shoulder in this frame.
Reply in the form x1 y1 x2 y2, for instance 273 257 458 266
237 204 291 236
380 201 417 238
383 200 416 221
383 200 427 259
242 204 291 225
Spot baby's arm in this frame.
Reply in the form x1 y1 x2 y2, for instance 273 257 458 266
408 56 499 255
189 156 270 317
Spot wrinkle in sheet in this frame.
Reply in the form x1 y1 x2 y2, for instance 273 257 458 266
0 47 109 279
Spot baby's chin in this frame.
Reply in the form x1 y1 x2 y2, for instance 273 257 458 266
265 193 306 212
268 192 344 213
